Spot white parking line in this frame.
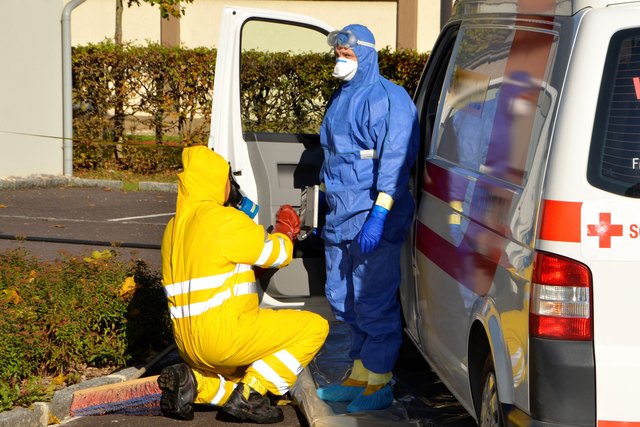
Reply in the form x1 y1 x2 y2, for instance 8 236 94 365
0 214 105 223
108 213 175 222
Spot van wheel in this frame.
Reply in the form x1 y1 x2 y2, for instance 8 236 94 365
478 356 502 427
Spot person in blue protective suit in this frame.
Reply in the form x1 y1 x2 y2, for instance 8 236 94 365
158 146 329 424
315 24 420 412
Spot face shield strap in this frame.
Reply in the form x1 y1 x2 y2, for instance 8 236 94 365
226 166 244 207
327 30 375 50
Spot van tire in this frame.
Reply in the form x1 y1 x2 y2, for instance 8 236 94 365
478 355 502 427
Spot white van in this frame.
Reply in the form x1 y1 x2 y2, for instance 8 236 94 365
400 1 640 425
209 2 640 425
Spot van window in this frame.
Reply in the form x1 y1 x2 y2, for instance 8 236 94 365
588 29 640 197
433 24 557 187
239 19 332 135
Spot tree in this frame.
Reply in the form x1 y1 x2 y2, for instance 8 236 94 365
111 0 194 145
115 0 194 45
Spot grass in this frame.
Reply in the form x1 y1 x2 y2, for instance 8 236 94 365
73 168 179 189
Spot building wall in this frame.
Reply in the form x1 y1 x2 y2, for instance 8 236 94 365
71 1 397 50
0 0 444 179
70 0 160 46
182 1 397 49
1 0 64 178
418 0 442 51
70 0 441 52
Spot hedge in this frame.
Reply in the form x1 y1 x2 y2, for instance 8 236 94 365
72 42 429 173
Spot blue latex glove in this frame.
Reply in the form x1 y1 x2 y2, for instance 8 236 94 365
357 205 388 255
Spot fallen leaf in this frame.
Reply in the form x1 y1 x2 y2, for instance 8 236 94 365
84 249 112 263
118 276 138 297
52 374 67 386
2 289 22 304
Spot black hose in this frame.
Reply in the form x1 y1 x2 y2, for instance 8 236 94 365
0 234 160 250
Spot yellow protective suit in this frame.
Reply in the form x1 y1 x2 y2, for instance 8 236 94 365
161 146 329 406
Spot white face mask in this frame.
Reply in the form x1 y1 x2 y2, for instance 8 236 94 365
332 58 358 81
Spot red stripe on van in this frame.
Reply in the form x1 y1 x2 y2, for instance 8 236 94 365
598 422 640 426
423 162 451 202
416 221 496 296
416 222 438 262
538 200 582 242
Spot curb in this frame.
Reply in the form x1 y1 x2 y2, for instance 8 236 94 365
0 175 177 193
0 367 143 427
139 181 178 192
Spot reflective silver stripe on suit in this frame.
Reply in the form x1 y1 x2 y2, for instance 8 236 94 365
252 359 290 394
274 349 302 376
271 237 288 267
168 264 257 319
255 239 274 266
164 264 252 297
255 236 288 267
210 374 230 406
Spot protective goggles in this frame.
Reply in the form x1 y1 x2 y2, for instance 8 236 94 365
327 30 375 49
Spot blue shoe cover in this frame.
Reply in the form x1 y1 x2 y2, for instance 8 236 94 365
346 385 393 412
317 384 364 402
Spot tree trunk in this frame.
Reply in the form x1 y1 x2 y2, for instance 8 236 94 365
115 0 123 45
113 0 125 147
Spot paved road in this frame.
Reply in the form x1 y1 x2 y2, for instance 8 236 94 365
0 186 170 270
61 404 308 426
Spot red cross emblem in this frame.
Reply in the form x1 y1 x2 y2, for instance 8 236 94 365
587 212 623 248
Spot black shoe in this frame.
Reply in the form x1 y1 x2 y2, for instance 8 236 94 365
157 363 197 421
222 383 284 424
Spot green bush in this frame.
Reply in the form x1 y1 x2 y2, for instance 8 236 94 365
0 248 172 411
72 42 429 174
239 50 339 134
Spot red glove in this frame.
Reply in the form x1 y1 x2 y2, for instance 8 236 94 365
273 205 301 241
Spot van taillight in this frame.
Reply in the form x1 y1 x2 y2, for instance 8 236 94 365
529 251 592 340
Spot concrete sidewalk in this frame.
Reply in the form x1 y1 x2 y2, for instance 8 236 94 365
0 174 178 193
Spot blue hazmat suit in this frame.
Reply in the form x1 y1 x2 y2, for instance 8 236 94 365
319 24 420 374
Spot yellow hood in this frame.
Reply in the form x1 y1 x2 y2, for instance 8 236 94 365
176 146 230 213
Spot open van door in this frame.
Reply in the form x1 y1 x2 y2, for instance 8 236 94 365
209 6 334 309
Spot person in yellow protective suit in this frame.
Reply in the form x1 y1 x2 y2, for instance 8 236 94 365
158 146 329 424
